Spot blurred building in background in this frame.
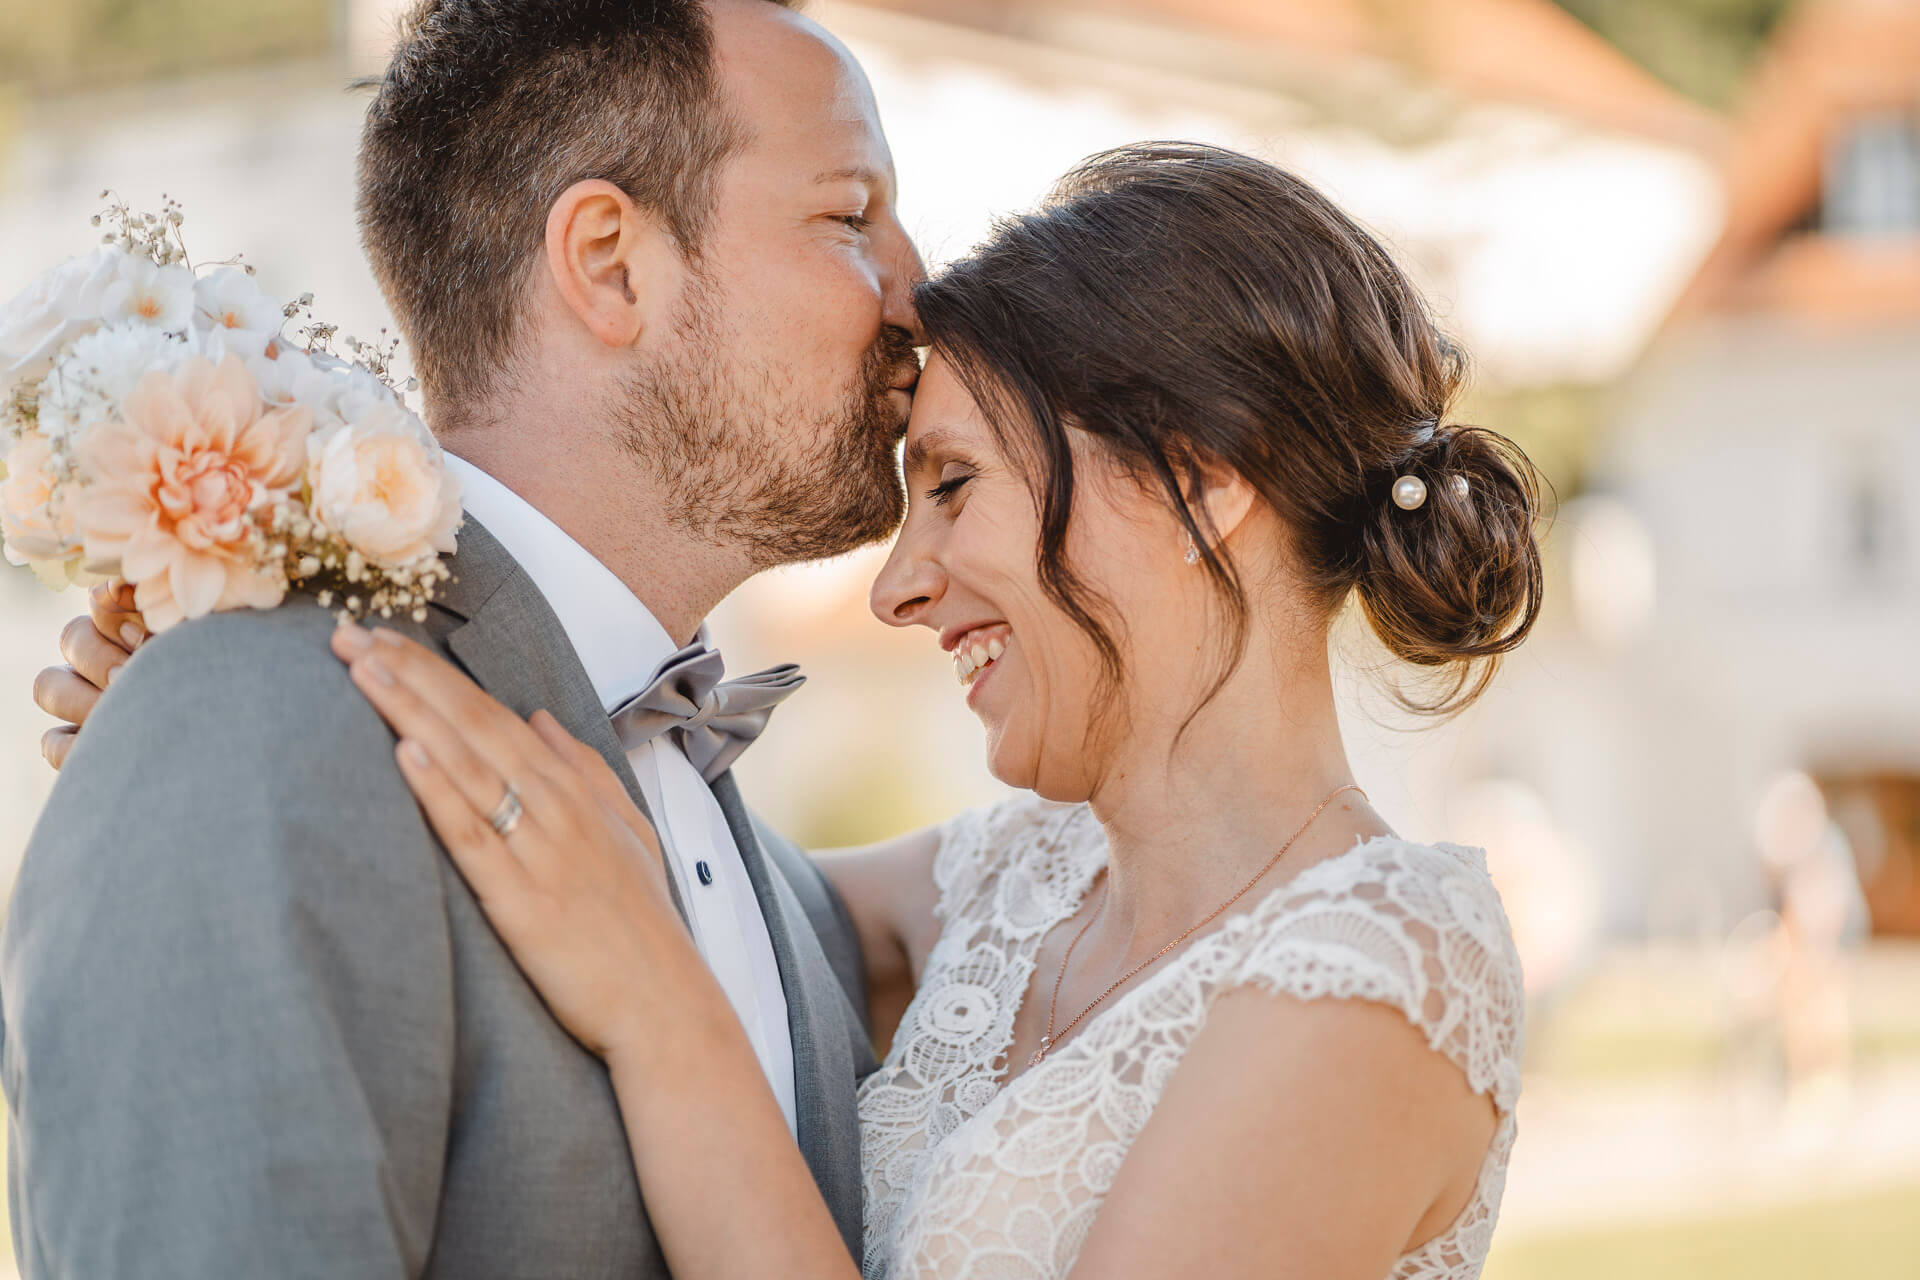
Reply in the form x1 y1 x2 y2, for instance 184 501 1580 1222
1585 0 1920 942
2 2 1918 1272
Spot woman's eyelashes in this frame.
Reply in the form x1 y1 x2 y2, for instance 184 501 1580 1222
927 468 975 507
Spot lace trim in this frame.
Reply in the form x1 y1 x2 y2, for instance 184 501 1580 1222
860 794 1525 1280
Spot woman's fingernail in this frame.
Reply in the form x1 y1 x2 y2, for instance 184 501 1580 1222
360 657 394 687
400 740 431 769
335 622 372 656
119 623 144 650
373 628 404 648
106 663 123 685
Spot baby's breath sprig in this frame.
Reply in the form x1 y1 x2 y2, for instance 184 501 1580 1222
343 327 421 399
266 502 453 625
94 191 191 269
4 379 40 442
295 319 418 401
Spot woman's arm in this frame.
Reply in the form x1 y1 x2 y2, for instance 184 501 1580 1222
329 621 862 1280
1067 990 1499 1279
813 831 942 1049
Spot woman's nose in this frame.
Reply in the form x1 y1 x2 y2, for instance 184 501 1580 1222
870 529 943 629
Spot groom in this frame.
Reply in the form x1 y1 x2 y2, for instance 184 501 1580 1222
2 0 921 1274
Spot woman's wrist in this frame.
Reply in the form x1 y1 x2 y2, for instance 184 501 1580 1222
601 929 743 1072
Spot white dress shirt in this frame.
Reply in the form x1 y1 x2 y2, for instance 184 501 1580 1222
445 454 798 1136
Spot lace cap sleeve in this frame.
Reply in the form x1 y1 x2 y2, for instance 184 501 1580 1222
1232 838 1526 1114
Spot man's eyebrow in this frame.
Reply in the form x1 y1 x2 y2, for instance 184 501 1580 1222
814 165 890 191
903 426 957 476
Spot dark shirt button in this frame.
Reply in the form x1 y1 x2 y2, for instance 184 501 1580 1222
696 860 714 886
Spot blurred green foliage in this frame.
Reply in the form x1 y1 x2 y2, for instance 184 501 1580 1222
1550 0 1799 109
0 0 335 92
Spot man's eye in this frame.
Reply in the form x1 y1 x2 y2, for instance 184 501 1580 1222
927 474 972 507
836 213 872 233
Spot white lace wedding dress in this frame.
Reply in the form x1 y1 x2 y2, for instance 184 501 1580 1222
857 793 1525 1280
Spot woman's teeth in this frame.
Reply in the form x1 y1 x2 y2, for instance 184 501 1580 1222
954 632 1008 686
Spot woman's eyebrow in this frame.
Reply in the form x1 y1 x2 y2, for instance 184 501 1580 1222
902 426 960 476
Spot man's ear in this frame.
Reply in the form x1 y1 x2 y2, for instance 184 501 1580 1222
543 179 682 350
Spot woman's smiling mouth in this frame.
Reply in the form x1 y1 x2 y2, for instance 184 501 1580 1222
949 623 1011 687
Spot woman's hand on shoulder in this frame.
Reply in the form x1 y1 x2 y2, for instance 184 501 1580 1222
33 582 147 770
330 620 711 1061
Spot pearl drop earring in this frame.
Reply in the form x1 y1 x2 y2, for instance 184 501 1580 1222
1184 532 1201 566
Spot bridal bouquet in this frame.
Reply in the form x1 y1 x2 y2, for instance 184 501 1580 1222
0 196 461 632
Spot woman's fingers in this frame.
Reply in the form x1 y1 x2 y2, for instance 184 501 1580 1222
529 710 665 860
40 726 78 771
334 623 563 775
341 643 532 834
331 622 583 853
59 613 131 693
89 580 146 653
392 737 533 912
33 664 103 730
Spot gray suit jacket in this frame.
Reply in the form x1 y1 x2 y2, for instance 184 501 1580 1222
0 520 876 1278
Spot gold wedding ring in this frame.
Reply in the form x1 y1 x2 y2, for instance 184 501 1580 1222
486 782 525 837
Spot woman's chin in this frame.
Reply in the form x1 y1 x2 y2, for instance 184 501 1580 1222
984 734 1095 804
981 727 1038 793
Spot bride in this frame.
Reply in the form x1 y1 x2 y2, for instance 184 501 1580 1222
39 142 1539 1279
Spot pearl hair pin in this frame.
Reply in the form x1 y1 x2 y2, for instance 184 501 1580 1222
1391 472 1471 511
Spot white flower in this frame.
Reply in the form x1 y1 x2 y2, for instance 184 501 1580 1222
244 345 339 416
37 322 191 440
307 401 461 566
193 267 284 359
98 256 195 333
0 248 124 384
332 363 401 423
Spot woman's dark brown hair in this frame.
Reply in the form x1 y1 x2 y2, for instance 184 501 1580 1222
914 141 1544 716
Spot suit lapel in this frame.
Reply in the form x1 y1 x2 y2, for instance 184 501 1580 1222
433 520 853 1235
436 520 691 927
710 770 866 1257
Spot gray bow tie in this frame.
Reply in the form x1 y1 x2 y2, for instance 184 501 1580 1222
609 641 806 783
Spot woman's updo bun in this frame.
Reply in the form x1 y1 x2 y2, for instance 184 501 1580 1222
1352 424 1544 714
914 141 1545 717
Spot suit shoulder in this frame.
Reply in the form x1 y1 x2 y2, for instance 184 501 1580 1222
88 603 439 765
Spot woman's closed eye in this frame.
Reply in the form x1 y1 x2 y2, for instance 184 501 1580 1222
927 467 974 507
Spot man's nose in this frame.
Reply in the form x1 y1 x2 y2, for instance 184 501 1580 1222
881 220 927 345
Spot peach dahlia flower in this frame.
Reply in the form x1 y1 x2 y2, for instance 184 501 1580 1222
77 354 311 632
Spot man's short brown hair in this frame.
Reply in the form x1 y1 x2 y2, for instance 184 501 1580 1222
357 0 794 411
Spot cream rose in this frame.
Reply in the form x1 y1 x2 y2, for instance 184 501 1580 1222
0 248 122 383
307 403 462 566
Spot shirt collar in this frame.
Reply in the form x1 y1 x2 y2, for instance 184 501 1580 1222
445 453 689 713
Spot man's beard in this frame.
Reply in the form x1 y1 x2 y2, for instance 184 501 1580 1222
614 288 916 570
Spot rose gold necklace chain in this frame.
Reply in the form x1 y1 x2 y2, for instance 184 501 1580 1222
1029 782 1367 1068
